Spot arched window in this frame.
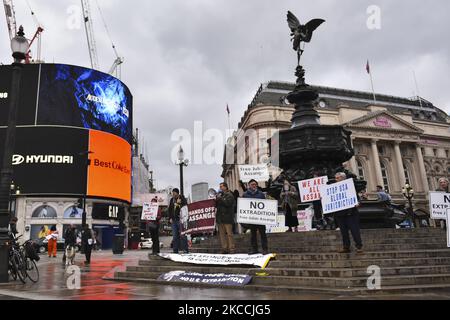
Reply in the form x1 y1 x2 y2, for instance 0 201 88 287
357 159 365 180
380 161 390 193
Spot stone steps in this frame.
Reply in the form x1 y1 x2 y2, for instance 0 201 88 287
113 228 450 296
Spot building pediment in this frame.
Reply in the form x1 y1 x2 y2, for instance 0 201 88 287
344 111 424 134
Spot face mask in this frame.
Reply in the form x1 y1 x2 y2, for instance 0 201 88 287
284 185 289 191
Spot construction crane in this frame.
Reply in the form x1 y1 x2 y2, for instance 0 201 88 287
3 0 43 63
95 0 123 78
80 0 99 70
3 0 17 40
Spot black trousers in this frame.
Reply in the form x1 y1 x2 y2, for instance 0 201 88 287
335 214 363 249
285 206 299 227
149 225 160 254
250 225 268 252
84 244 92 263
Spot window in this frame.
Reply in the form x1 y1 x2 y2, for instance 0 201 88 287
403 161 411 185
357 159 365 180
380 162 390 193
378 146 384 155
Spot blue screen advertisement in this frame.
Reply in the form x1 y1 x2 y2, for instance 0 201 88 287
37 64 132 143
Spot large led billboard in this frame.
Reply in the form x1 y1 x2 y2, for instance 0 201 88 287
0 63 133 143
0 127 131 203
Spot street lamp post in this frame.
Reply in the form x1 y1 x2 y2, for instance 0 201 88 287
402 184 416 228
176 146 189 196
0 26 29 283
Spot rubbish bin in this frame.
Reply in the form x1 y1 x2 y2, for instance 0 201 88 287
112 234 125 254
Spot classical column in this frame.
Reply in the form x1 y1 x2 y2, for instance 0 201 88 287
349 138 358 174
415 145 429 193
371 139 384 188
394 141 407 189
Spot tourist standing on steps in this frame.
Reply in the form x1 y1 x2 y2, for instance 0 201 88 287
215 182 236 254
243 179 269 255
376 185 392 204
436 177 449 230
333 172 363 254
280 180 299 232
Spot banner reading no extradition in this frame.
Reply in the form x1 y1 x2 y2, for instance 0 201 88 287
319 179 358 215
180 199 216 235
429 192 450 219
237 198 278 226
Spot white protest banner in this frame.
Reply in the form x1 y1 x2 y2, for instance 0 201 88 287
298 176 329 203
238 165 270 183
429 192 450 219
447 209 450 248
266 214 288 234
297 206 314 232
237 198 278 226
319 178 358 215
141 203 159 221
158 253 275 269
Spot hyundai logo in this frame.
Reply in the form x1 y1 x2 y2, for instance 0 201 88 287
12 155 25 165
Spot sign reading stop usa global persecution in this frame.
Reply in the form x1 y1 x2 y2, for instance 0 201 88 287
238 165 270 183
429 192 450 219
298 176 329 203
237 198 278 226
319 178 358 215
141 203 159 221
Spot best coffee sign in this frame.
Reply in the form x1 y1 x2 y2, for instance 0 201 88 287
298 176 329 203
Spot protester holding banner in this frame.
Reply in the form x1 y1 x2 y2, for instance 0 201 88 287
243 179 269 255
215 183 236 254
332 172 363 254
168 188 189 254
436 177 449 230
280 180 299 232
149 198 162 255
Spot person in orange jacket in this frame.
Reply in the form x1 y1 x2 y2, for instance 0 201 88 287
47 225 59 258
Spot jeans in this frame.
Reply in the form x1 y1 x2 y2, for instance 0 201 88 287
250 225 268 252
172 221 188 253
335 214 363 249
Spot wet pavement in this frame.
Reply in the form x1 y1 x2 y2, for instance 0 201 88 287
1 250 450 300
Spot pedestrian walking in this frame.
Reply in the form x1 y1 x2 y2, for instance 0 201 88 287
215 182 236 254
333 172 363 254
63 225 77 265
47 225 59 258
280 180 299 232
149 198 162 255
243 179 269 255
168 188 189 254
81 224 95 265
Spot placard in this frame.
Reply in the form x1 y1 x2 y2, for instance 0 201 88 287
429 192 450 219
297 206 314 232
319 179 358 215
141 203 159 221
180 200 216 235
238 165 270 183
237 198 278 226
298 176 329 203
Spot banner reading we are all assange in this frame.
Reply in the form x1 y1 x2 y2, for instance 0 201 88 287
319 178 358 215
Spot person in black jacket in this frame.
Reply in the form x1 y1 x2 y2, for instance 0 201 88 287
81 224 94 265
168 188 188 254
215 183 236 254
333 172 363 254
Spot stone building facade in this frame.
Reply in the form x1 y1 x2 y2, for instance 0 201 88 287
222 81 450 216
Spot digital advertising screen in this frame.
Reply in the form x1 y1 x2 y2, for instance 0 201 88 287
87 130 132 203
0 126 131 203
37 64 133 143
0 126 89 196
0 64 41 127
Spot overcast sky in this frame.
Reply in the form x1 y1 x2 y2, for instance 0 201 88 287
1 0 449 196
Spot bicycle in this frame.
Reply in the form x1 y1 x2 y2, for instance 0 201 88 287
21 239 40 283
8 235 27 284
